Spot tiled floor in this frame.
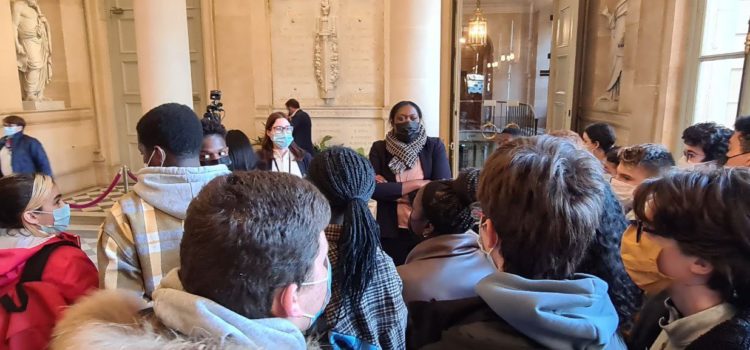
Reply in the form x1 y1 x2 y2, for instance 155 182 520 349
64 184 130 214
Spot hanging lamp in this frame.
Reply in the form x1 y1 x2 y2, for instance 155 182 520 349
467 0 487 47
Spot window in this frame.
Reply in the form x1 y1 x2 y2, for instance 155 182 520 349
691 0 750 127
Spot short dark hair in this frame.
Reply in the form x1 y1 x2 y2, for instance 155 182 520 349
421 168 480 235
585 123 617 153
201 116 227 138
633 168 750 308
0 174 34 228
681 122 733 163
226 130 258 171
606 146 621 165
136 103 203 159
619 144 675 176
736 116 750 153
285 99 301 109
307 147 379 322
388 101 422 125
478 136 605 280
2 115 26 128
180 171 331 319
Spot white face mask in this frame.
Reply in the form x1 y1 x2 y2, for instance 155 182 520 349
3 126 22 137
476 220 499 270
610 177 636 211
145 147 166 168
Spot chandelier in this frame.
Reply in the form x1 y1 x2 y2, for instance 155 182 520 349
467 0 487 47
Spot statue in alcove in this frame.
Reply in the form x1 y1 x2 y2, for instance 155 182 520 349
599 0 627 104
12 0 52 102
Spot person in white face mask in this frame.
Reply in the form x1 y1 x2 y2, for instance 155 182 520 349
612 144 675 214
679 122 732 170
0 115 52 177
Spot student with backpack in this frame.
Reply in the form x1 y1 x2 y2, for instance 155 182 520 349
0 174 98 350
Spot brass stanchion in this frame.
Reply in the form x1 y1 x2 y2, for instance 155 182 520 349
121 165 130 194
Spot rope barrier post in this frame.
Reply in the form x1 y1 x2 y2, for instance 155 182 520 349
121 165 130 194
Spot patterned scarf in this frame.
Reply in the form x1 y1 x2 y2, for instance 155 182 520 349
385 123 427 174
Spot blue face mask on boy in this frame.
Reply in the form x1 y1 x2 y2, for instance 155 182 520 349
32 204 71 234
300 256 332 327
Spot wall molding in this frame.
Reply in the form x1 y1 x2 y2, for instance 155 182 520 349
15 108 95 126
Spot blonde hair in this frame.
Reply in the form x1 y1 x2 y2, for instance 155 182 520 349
23 174 56 236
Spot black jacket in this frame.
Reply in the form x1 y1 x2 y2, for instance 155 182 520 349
368 137 451 239
290 110 315 156
686 308 750 350
407 297 543 350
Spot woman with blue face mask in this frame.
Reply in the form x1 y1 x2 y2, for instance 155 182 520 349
0 173 98 349
257 112 312 177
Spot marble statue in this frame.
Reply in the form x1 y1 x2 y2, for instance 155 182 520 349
12 0 53 102
600 0 627 102
314 0 339 103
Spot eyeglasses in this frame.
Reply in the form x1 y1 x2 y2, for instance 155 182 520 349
633 220 656 243
272 126 294 134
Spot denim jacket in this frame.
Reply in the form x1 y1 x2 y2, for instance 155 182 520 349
0 133 52 177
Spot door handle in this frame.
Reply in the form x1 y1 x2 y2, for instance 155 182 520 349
110 7 125 15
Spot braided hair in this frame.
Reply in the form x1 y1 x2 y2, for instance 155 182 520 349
421 168 480 235
307 147 380 321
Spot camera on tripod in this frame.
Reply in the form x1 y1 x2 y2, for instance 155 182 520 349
204 90 224 121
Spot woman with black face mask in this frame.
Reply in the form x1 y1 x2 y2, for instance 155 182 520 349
369 101 451 265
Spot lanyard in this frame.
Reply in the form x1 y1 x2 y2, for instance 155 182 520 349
272 153 293 174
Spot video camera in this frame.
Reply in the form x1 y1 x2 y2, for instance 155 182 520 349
204 90 224 121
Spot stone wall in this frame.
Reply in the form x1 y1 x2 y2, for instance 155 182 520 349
578 0 691 149
0 0 99 194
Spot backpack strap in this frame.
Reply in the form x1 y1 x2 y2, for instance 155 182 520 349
0 240 78 313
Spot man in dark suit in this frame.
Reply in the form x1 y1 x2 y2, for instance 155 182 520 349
285 99 315 156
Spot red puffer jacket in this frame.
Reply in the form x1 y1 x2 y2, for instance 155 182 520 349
0 232 98 350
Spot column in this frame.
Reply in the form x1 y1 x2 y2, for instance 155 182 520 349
388 0 442 137
133 0 193 112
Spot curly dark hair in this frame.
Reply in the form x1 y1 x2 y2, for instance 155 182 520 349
633 168 750 309
619 144 675 176
421 168 480 235
681 122 733 163
577 184 642 331
201 115 227 138
136 103 203 159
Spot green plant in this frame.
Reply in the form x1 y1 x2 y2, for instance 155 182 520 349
313 135 334 153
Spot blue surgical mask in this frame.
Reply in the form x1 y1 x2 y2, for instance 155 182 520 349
272 133 294 149
300 256 332 327
3 126 22 137
32 204 71 234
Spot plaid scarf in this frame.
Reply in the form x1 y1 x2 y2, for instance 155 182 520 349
385 123 427 174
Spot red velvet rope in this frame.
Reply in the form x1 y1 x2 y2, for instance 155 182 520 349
127 171 138 182
69 173 123 210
